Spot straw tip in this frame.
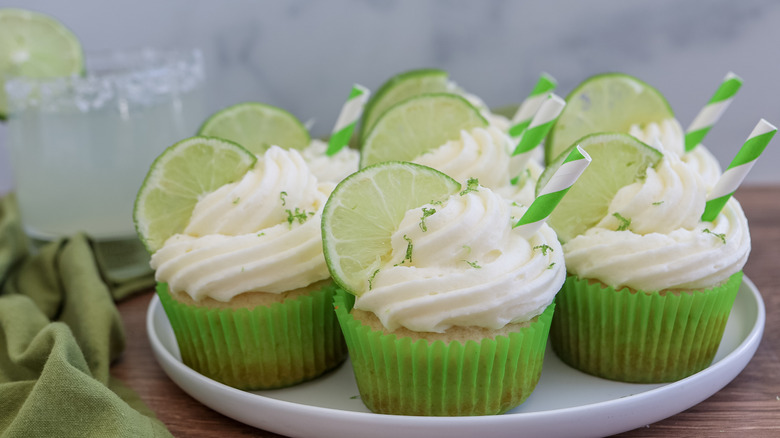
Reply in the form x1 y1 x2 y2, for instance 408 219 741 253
757 118 777 132
548 93 566 106
541 72 558 84
573 145 592 162
725 71 743 82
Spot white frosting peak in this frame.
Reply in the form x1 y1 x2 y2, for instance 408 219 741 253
299 139 359 183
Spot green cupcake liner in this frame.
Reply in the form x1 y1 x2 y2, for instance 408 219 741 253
157 282 347 390
550 271 742 383
333 290 554 416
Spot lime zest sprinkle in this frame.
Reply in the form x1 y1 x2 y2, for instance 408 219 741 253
241 266 245 272
368 268 380 290
459 178 480 196
286 208 310 227
350 395 360 400
463 260 482 269
394 235 414 266
652 201 665 206
547 262 556 270
534 244 553 256
511 201 521 207
703 228 727 244
613 212 632 231
280 191 288 206
429 200 444 206
257 232 265 237
403 235 413 263
419 207 437 231
232 197 240 205
462 245 471 254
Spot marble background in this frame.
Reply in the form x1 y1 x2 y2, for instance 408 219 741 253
1 0 779 194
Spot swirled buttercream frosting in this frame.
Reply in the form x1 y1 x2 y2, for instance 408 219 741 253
354 185 565 333
300 138 359 183
151 146 333 301
629 118 722 187
564 153 749 291
412 126 539 205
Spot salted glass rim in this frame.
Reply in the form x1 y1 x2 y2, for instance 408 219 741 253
4 47 205 113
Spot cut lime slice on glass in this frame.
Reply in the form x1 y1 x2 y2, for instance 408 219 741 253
538 133 663 242
0 8 84 119
360 93 488 168
359 68 451 142
322 161 461 296
545 73 673 164
198 102 310 154
134 136 257 253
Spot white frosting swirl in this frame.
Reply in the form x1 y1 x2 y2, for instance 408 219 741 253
299 139 359 183
629 118 722 187
411 126 539 205
354 186 565 333
564 153 749 291
413 127 513 190
151 146 333 301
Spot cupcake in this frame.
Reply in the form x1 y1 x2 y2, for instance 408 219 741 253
149 145 347 389
322 162 565 415
549 143 748 383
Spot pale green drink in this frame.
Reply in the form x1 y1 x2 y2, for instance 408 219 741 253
4 49 206 278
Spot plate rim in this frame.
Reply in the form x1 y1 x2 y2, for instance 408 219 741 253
145 276 765 437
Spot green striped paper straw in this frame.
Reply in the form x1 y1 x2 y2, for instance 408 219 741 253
512 94 566 156
326 84 370 156
509 73 557 137
514 146 592 237
701 119 775 222
685 72 743 152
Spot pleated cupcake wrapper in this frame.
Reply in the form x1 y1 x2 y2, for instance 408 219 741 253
157 282 347 390
333 290 554 416
550 271 742 383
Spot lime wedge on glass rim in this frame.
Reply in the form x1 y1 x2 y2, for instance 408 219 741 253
0 8 84 119
322 162 461 296
198 102 310 154
538 133 663 242
359 68 451 142
134 136 257 253
360 93 488 168
545 73 673 164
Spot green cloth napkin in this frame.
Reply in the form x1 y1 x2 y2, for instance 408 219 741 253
0 194 168 437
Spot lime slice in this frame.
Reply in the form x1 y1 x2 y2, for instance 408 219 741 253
198 102 310 154
134 136 257 253
0 8 84 119
546 73 673 164
538 133 663 242
322 161 460 295
360 93 488 168
359 68 451 142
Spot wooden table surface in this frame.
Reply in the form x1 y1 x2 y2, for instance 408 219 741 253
112 185 780 438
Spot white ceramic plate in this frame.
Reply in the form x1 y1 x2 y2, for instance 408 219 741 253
147 277 765 438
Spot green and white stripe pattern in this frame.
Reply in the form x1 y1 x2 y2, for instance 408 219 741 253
509 73 557 137
701 119 775 222
684 72 743 152
514 146 591 237
327 84 370 156
512 94 566 157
